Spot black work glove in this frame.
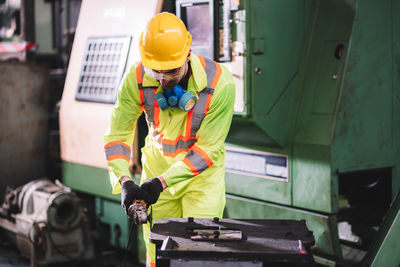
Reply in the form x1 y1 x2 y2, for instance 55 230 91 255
140 177 163 205
121 180 149 215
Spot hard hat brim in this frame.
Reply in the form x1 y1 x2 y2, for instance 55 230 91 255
139 32 192 71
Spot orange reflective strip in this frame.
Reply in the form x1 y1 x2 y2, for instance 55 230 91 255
151 131 196 157
199 55 206 69
163 146 195 157
104 140 131 150
210 62 222 89
106 154 129 163
146 253 156 267
185 109 193 137
203 93 213 116
183 158 199 176
160 135 196 145
136 62 145 108
193 146 213 167
139 89 144 106
151 125 195 145
153 89 160 128
136 62 143 84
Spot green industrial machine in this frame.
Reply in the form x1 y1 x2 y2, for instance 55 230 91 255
223 0 400 266
59 0 400 266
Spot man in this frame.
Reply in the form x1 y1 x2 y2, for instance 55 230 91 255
104 12 235 266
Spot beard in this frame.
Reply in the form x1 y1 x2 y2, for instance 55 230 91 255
161 78 179 90
159 62 189 90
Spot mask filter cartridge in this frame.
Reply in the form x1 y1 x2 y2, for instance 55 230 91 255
155 85 196 112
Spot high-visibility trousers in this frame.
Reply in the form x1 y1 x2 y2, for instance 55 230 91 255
141 172 225 267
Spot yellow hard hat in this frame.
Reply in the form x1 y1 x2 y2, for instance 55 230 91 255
139 12 192 70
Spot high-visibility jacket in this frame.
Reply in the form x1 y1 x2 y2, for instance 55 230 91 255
104 54 235 195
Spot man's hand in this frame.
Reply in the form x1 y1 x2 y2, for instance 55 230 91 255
140 177 164 205
120 179 149 215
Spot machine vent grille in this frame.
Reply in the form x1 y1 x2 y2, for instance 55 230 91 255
75 36 131 103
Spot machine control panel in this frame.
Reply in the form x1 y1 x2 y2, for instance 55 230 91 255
225 146 289 181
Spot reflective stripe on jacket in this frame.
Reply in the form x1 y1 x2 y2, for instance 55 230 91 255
104 54 235 194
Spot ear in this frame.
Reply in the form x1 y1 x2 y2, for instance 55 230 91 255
186 49 191 62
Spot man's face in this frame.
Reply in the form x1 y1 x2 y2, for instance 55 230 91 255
150 63 186 90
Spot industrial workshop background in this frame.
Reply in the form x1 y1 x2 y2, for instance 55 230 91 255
0 0 399 267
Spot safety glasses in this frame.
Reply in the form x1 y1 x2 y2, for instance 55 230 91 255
144 64 186 81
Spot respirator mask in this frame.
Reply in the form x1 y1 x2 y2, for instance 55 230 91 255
145 65 196 111
155 84 196 112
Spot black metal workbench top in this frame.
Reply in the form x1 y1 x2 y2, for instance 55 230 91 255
150 218 315 265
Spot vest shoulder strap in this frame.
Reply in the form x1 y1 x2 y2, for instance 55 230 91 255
136 62 157 124
188 56 222 137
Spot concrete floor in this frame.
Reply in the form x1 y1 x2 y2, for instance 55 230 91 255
0 239 144 267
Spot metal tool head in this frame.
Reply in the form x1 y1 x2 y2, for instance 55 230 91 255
128 200 148 225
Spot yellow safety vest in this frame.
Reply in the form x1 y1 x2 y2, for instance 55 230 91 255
104 54 235 194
